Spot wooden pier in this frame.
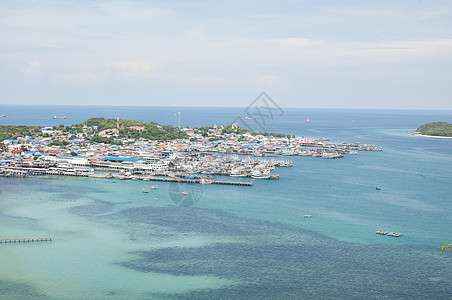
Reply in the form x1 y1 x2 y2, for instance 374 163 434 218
0 237 52 244
145 175 253 186
1 167 254 186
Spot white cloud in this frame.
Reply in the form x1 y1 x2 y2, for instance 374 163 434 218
18 61 42 79
111 61 155 78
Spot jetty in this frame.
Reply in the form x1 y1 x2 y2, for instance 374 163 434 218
0 237 52 244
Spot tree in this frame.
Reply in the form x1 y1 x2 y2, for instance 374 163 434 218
70 151 78 156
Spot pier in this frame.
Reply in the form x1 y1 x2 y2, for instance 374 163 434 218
0 237 52 244
1 166 254 186
145 175 253 186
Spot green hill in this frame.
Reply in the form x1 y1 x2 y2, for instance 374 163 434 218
0 125 41 141
76 118 187 140
416 122 452 137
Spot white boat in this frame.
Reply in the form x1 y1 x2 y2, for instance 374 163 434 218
252 151 263 157
251 170 271 179
304 117 310 123
150 185 157 189
281 150 297 156
53 115 66 119
304 215 312 218
0 115 5 118
230 173 247 177
181 192 188 195
388 232 403 237
200 178 212 184
142 188 149 193
298 150 312 156
245 116 256 120
322 152 343 159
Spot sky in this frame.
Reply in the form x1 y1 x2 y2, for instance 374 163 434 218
0 0 451 109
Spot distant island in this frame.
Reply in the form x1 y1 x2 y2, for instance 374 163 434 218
416 122 452 137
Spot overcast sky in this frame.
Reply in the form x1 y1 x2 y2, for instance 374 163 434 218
1 0 451 109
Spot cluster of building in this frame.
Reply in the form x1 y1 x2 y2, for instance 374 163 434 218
0 125 382 182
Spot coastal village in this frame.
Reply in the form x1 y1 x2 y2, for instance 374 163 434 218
0 117 382 186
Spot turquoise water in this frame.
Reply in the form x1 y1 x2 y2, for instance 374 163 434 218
1 107 452 299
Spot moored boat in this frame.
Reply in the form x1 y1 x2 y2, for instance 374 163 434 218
376 230 388 235
251 169 271 179
388 232 403 237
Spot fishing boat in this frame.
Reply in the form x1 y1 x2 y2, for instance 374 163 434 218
200 178 212 184
298 150 312 156
251 170 271 179
53 115 66 119
376 186 381 190
252 151 263 157
230 173 247 177
322 152 343 159
142 188 149 193
304 117 310 123
388 232 403 237
281 150 297 156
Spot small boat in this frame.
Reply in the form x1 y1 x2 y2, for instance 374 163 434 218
387 232 403 237
321 152 343 159
251 172 271 179
150 185 157 189
181 192 188 195
142 188 149 193
0 115 6 118
304 117 310 123
200 178 212 184
154 198 158 200
376 186 381 190
230 173 247 177
53 115 66 119
252 151 263 157
245 116 256 120
304 215 312 218
376 231 388 235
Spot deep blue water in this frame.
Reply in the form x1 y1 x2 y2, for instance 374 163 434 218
1 105 452 299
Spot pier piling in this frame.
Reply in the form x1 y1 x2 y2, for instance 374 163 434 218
0 237 52 244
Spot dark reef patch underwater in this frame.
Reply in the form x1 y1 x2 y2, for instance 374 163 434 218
105 206 452 299
0 280 50 300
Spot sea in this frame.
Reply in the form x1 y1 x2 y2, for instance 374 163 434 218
0 105 452 299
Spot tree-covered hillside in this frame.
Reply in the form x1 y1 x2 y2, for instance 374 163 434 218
417 122 452 137
78 118 187 140
0 125 41 141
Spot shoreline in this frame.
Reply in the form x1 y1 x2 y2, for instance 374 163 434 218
412 132 452 139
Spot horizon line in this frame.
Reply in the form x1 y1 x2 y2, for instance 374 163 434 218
1 103 452 111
